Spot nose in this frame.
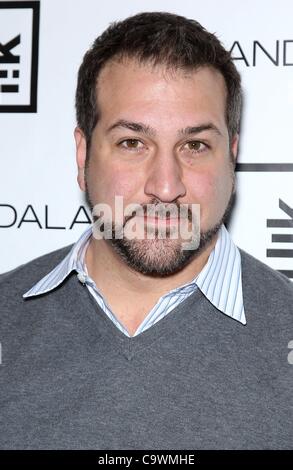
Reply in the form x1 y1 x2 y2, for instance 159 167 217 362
144 149 186 202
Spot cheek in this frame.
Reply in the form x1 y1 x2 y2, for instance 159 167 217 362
187 168 232 224
188 171 220 202
193 165 232 200
87 160 137 205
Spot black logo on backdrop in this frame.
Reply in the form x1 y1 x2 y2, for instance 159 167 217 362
267 199 293 279
0 1 40 112
230 40 293 67
236 163 293 172
231 40 293 172
0 204 91 230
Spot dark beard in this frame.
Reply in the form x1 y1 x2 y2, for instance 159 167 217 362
104 188 235 277
84 170 236 278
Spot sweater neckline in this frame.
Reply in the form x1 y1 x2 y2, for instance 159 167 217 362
71 273 205 361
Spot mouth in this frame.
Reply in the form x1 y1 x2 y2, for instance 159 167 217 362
141 215 181 226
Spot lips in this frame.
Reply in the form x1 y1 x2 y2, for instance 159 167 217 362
142 215 179 225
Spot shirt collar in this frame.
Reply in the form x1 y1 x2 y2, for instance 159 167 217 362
23 224 246 325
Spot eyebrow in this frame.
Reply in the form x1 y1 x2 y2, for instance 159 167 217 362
106 119 223 138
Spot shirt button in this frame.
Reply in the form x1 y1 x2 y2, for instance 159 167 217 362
77 272 87 284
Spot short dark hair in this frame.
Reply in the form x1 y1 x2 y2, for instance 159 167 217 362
75 11 242 149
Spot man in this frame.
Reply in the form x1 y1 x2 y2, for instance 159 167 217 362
0 12 292 450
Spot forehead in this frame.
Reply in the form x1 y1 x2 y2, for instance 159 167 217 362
96 58 227 129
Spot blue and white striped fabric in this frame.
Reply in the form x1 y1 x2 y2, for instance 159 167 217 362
23 224 246 336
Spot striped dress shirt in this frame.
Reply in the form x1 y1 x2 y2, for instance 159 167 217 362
23 223 246 336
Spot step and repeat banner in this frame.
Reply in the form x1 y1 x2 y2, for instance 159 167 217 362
0 0 292 278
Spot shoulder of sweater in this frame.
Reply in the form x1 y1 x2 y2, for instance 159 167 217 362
0 244 74 295
239 246 293 291
238 246 293 324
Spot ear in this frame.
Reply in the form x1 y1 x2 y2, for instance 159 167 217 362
74 127 87 192
230 133 239 162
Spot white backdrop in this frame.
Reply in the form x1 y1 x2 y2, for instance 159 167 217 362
0 0 292 280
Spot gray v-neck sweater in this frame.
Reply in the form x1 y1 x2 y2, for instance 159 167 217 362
0 245 292 449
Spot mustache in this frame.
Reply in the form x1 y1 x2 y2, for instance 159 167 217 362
123 202 194 226
92 203 194 235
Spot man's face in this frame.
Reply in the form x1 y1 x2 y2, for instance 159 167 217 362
75 59 238 276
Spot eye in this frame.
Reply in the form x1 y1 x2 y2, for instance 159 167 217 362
183 140 209 154
118 139 144 151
